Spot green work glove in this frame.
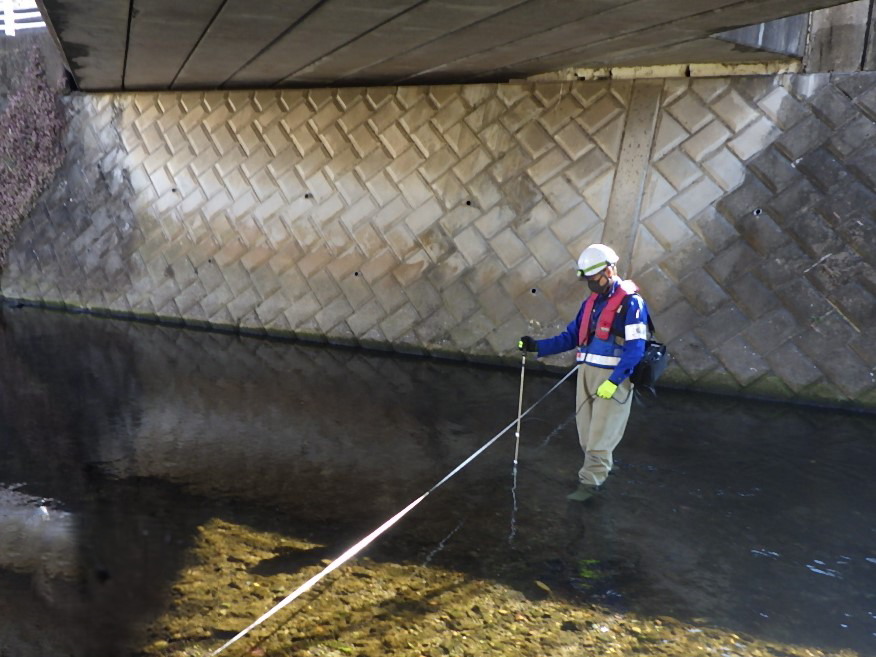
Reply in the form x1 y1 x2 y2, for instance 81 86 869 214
518 336 538 352
596 380 618 399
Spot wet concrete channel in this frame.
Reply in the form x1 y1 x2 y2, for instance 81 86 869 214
1 303 875 657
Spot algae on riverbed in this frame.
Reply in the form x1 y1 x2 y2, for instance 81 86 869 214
142 519 859 657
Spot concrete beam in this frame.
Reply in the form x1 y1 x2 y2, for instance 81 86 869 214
173 0 319 89
40 0 128 90
125 0 225 89
807 0 872 72
225 0 424 88
488 0 853 79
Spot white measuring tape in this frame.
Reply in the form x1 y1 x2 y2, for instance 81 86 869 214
211 364 579 656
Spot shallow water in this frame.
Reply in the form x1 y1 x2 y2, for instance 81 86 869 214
1 304 875 657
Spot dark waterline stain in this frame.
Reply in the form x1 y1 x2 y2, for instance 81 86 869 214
1 305 875 656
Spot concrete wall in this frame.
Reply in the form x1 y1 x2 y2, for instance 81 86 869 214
2 74 875 408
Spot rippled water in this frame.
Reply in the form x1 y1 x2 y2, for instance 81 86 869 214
1 303 875 656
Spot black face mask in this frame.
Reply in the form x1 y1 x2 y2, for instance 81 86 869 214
587 276 611 295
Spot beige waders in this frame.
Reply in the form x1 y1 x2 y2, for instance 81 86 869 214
575 364 633 487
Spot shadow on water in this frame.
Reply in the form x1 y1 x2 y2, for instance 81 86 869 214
1 304 875 656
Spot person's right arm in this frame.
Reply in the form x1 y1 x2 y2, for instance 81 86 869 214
531 303 585 357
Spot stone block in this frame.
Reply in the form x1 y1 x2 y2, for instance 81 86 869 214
449 311 496 350
705 240 759 284
693 303 750 350
774 277 834 325
200 282 235 318
478 283 518 324
747 147 798 194
794 324 876 398
578 94 623 133
756 86 809 130
734 210 788 256
727 116 781 162
500 256 547 299
703 147 746 192
227 287 262 321
727 272 780 320
464 255 505 294
441 280 478 322
666 92 712 134
453 226 489 267
541 176 583 216
370 274 406 314
418 225 453 264
667 332 720 379
347 299 387 335
468 172 503 212
763 341 823 392
849 329 876 368
742 307 802 355
526 148 571 185
796 147 852 193
711 89 759 133
658 235 713 281
555 121 594 160
715 335 770 386
682 120 731 163
688 207 739 253
831 280 876 331
564 147 612 190
634 266 683 313
379 302 420 342
453 146 493 185
528 229 572 273
337 274 373 310
774 114 832 162
810 85 856 129
490 228 529 269
670 176 723 220
827 114 876 158
846 148 876 189
308 269 342 306
552 202 600 244
645 207 695 250
768 177 823 228
678 269 729 315
404 198 443 236
653 298 700 343
654 149 700 191
784 208 844 258
714 175 772 228
255 288 292 325
513 286 559 325
385 224 418 260
757 242 812 287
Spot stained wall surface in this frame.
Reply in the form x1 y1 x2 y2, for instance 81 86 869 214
2 75 874 407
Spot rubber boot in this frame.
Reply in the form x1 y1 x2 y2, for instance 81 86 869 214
566 483 599 502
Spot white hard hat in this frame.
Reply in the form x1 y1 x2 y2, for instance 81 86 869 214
577 244 619 276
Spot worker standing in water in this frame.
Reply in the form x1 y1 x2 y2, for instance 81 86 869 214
518 244 650 502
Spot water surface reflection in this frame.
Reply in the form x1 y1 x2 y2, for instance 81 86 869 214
1 304 874 656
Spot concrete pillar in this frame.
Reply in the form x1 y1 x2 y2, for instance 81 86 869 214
601 78 662 274
806 0 873 72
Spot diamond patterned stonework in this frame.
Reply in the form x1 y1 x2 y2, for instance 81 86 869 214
2 75 875 409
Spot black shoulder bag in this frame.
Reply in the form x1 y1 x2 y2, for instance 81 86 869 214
617 297 670 395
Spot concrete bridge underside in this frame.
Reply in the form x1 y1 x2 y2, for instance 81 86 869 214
39 0 854 91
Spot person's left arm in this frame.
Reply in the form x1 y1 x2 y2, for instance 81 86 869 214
608 295 649 385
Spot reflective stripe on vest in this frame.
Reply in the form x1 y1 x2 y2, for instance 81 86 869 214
577 352 622 366
577 279 639 347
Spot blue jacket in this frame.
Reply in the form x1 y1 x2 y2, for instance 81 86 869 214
536 280 649 385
